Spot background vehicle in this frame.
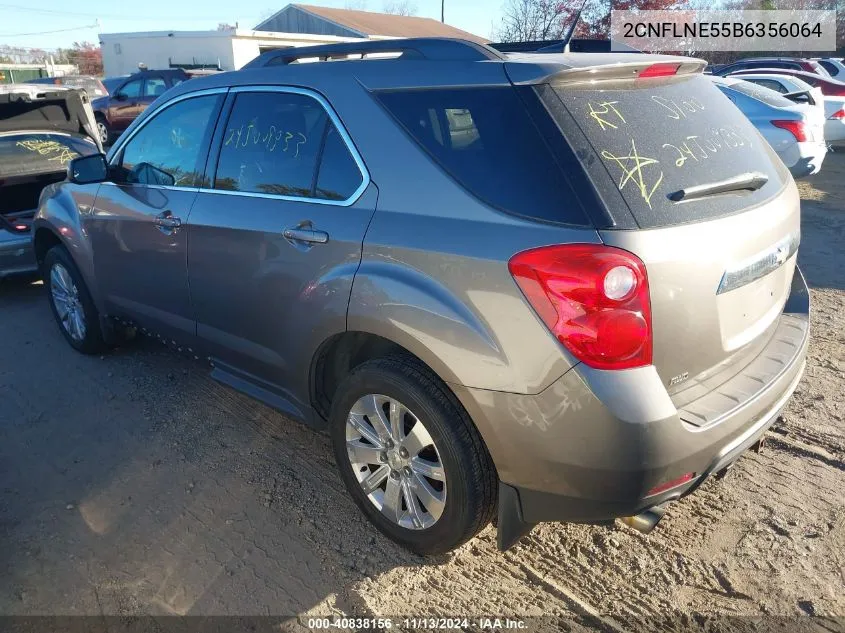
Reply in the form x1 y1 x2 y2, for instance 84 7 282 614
102 75 130 96
92 68 189 145
712 77 826 178
1 85 100 278
33 40 809 554
714 57 831 77
727 67 845 97
813 57 845 78
737 73 845 142
26 75 108 98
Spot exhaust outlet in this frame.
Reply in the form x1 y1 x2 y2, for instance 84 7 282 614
620 503 668 534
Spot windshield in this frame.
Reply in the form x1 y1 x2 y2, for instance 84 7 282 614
546 73 787 229
102 77 127 95
0 133 96 179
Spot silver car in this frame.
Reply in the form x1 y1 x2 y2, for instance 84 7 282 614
32 40 809 554
713 76 827 178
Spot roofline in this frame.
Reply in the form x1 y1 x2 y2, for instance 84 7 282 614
293 4 368 38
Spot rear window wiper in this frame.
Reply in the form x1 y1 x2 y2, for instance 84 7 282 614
668 172 769 202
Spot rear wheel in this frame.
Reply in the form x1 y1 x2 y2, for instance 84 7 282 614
330 356 497 555
43 246 106 354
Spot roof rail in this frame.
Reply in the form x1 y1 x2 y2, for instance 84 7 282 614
242 38 503 69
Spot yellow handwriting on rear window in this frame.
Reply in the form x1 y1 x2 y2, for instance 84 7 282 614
587 101 626 131
15 139 79 165
601 138 664 209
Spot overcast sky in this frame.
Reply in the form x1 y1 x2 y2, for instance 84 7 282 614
0 0 502 50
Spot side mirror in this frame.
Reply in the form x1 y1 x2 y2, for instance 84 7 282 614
68 154 109 184
114 92 127 101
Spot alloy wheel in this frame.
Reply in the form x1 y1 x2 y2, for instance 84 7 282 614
346 394 447 530
50 263 86 342
97 121 108 145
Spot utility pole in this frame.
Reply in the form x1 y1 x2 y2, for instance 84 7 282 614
441 0 444 22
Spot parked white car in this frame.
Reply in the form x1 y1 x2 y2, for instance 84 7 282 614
814 57 845 79
737 72 845 142
712 77 827 178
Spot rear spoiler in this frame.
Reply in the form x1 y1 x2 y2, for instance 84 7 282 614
506 56 707 86
783 89 817 106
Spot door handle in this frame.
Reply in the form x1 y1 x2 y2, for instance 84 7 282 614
283 228 329 244
154 211 181 229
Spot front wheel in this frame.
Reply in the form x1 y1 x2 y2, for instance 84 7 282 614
95 115 111 146
43 246 106 354
330 356 497 555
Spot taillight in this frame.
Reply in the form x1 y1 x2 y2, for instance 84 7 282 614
638 63 681 79
508 244 652 370
772 119 808 142
829 109 845 120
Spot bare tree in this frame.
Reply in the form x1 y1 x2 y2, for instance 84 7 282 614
383 0 418 15
496 0 692 42
495 0 580 42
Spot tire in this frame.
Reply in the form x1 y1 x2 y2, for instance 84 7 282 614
43 245 107 354
330 355 497 555
95 114 110 146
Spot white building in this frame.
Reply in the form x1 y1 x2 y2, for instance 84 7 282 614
99 4 487 77
99 29 363 77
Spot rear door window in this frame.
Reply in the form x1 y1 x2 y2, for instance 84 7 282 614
214 91 327 197
375 87 590 225
144 77 167 98
547 73 787 229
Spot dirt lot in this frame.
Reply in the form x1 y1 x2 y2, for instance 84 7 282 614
1 155 844 632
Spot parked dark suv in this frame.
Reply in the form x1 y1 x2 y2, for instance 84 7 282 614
92 69 189 145
33 39 809 554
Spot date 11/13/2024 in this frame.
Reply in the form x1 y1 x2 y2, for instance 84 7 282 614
304 617 528 630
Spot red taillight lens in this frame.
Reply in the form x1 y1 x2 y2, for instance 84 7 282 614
638 63 681 79
508 244 652 370
771 119 808 142
829 109 845 120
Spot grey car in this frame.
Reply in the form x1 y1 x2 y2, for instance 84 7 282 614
32 39 809 555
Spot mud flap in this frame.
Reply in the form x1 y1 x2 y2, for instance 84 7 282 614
497 483 536 551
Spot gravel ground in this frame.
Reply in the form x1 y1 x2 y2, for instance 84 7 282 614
1 155 844 631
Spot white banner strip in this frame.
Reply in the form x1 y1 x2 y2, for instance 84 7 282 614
611 10 837 52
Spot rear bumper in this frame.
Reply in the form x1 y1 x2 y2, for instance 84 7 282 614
0 230 37 278
784 142 827 178
452 268 810 547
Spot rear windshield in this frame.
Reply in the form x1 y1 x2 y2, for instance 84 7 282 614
547 73 788 229
0 133 96 179
722 80 795 107
60 77 107 98
808 61 831 77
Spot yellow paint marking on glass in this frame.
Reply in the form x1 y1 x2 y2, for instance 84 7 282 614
601 138 664 209
15 139 79 165
587 101 626 130
225 124 307 157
